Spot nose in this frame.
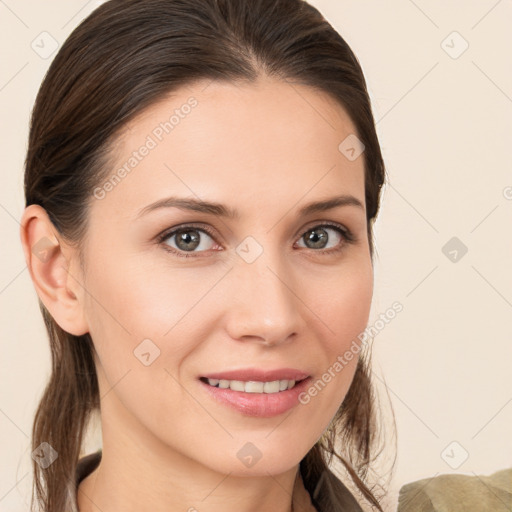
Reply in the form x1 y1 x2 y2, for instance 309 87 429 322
224 250 306 347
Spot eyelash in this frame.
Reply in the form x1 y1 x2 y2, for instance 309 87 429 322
156 222 356 259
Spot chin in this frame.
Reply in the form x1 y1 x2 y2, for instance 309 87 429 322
202 444 306 478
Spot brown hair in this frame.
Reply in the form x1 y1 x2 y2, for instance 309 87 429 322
24 0 391 510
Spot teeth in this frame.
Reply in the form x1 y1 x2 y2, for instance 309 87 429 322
206 378 298 393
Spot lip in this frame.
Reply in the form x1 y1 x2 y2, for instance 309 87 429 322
198 374 312 418
200 367 310 382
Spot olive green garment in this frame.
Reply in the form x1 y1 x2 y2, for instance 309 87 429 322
397 467 512 512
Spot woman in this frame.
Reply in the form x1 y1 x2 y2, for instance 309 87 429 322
19 0 389 510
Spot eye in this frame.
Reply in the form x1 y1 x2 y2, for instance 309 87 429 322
295 223 354 254
157 224 218 258
156 222 355 258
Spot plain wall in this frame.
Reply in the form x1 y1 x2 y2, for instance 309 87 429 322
1 1 511 510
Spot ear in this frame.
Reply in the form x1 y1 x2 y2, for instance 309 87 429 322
19 204 89 336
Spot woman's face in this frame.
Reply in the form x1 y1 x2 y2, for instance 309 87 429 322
77 77 373 476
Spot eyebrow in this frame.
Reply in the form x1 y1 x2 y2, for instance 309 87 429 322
136 194 364 220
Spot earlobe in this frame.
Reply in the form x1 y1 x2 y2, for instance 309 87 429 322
19 204 89 336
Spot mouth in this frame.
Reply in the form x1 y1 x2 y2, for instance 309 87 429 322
197 370 313 417
199 376 308 394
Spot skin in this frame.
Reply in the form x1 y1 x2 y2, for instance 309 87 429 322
20 76 373 512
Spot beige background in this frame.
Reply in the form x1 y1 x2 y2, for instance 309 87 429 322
1 1 511 511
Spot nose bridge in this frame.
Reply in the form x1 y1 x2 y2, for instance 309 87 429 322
226 241 303 344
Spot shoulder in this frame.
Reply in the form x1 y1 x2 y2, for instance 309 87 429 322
397 467 512 511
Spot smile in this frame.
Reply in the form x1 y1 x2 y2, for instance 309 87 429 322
200 377 303 393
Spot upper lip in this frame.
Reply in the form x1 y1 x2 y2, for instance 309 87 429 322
200 368 310 382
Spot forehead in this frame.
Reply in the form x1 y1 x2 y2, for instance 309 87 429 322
91 77 366 221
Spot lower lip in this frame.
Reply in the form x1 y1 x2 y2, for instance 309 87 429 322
199 377 312 418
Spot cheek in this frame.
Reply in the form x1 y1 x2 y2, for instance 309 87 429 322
82 258 193 427
315 258 374 351
84 250 203 339
82 254 227 397
294 257 373 423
